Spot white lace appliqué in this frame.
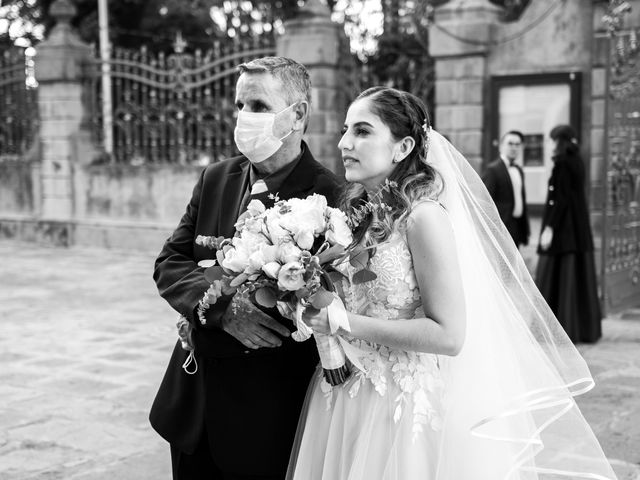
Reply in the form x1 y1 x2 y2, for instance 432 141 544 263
324 232 445 438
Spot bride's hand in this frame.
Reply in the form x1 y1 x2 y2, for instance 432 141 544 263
540 226 553 250
302 306 331 335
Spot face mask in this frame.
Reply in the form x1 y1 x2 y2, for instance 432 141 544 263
234 103 297 164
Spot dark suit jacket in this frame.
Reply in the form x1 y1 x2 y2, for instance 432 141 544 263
537 153 594 255
482 158 530 247
149 143 342 476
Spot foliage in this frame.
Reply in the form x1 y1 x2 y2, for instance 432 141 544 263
0 0 325 50
0 0 52 47
0 0 445 108
489 0 532 22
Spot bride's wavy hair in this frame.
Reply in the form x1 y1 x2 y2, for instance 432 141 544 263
340 87 443 246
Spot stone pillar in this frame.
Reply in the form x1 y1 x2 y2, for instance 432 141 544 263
429 0 503 172
277 0 345 173
36 0 95 220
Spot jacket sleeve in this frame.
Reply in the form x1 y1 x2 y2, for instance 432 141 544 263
481 167 497 198
544 162 571 230
153 168 232 326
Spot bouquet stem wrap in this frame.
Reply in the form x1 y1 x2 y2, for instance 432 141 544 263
313 332 350 386
286 295 353 386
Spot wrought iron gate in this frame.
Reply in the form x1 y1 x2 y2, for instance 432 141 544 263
601 20 640 312
0 48 38 159
87 33 275 165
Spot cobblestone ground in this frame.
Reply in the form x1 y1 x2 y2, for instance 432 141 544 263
0 240 638 479
0 241 174 480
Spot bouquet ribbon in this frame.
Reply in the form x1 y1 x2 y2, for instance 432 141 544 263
287 294 366 385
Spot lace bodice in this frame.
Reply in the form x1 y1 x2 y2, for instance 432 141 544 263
324 230 445 436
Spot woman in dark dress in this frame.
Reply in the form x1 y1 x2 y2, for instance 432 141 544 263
535 125 602 343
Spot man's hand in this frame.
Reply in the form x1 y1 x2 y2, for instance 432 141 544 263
220 295 291 349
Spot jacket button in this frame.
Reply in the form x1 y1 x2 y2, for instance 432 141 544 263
549 185 554 191
549 200 555 206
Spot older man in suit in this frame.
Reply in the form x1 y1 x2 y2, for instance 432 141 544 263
482 130 530 248
150 56 342 480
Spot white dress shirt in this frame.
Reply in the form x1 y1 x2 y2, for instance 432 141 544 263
501 156 523 218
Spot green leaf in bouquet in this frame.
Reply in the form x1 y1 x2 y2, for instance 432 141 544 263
325 268 347 285
198 259 217 268
230 272 249 287
310 288 335 309
255 287 277 308
204 265 225 284
349 248 370 270
317 244 347 264
319 270 336 292
322 269 347 301
295 287 311 300
352 268 377 285
220 277 236 295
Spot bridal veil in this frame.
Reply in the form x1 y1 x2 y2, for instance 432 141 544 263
428 129 616 479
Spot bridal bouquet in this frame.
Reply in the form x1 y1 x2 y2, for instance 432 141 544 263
194 193 372 385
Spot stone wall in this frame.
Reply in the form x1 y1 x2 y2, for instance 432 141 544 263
0 158 36 216
71 164 199 251
277 0 347 174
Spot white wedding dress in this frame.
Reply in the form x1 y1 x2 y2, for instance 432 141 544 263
287 130 618 480
289 227 446 480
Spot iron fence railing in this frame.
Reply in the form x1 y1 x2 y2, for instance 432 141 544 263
86 33 276 165
0 48 38 158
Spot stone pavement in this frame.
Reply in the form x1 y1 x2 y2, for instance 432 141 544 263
0 241 174 480
0 240 639 479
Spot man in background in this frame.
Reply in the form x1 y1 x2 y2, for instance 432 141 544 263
482 130 530 249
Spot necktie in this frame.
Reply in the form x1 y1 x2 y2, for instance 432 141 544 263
239 180 270 215
250 179 268 195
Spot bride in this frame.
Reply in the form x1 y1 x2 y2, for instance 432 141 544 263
286 87 618 479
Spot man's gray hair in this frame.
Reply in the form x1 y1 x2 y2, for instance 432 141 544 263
237 56 311 105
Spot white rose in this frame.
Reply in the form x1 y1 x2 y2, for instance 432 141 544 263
221 244 250 273
264 208 293 245
326 208 353 247
277 242 302 264
260 244 279 264
239 229 266 248
277 261 307 291
279 195 328 246
262 261 282 279
247 244 279 274
247 249 267 274
294 229 315 250
242 215 265 234
298 193 328 212
246 199 266 217
221 231 266 273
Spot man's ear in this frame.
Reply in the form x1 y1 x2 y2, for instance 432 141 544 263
292 101 308 132
396 136 416 162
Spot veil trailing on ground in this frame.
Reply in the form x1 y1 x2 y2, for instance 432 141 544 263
427 129 616 479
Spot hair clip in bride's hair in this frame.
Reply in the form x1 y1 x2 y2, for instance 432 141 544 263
422 120 429 136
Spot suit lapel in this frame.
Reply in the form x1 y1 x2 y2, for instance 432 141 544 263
496 159 515 204
218 160 250 238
